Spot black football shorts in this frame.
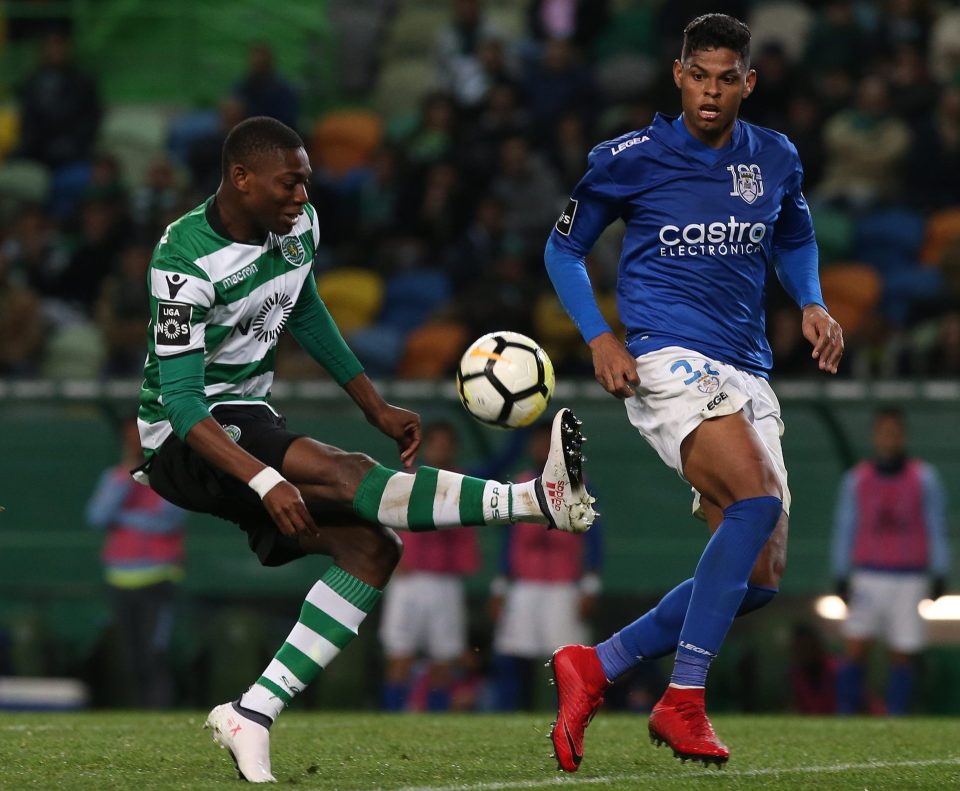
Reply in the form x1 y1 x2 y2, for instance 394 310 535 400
145 404 308 566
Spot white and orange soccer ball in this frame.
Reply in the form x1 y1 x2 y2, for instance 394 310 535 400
456 331 555 429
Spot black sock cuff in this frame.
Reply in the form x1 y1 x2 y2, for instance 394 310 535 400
232 700 274 730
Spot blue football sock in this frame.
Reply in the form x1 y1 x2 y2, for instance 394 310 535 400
597 579 693 679
886 663 914 716
670 496 782 688
381 681 408 711
596 580 780 681
836 661 865 714
426 686 451 712
492 654 523 711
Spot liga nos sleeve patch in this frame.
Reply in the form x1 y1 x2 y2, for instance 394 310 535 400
555 198 578 236
156 302 192 347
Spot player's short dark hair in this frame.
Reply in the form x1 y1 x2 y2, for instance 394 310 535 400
221 116 304 176
681 13 751 67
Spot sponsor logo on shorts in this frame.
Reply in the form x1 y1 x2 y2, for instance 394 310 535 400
697 375 720 394
156 302 191 346
555 198 578 236
545 479 565 511
706 391 729 411
222 424 242 442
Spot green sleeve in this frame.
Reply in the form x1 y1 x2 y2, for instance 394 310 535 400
158 351 211 439
288 274 364 385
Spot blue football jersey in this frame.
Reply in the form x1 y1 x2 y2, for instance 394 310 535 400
549 113 816 377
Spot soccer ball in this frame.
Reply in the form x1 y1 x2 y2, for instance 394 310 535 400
456 331 555 429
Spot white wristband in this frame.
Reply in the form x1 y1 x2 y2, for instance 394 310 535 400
248 467 285 499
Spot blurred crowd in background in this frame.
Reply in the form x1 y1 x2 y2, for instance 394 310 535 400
2 0 960 382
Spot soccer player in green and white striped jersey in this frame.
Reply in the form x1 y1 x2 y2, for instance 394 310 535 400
136 117 597 783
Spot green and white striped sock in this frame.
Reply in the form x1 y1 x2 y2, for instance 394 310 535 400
352 464 545 531
239 565 380 721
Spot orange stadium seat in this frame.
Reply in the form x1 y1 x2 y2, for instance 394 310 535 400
819 262 883 337
310 109 384 179
920 207 960 266
396 320 470 379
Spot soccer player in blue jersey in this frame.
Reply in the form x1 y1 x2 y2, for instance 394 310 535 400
544 14 844 769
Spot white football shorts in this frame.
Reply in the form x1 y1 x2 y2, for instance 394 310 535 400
625 345 791 515
842 570 929 653
379 572 467 661
493 581 588 658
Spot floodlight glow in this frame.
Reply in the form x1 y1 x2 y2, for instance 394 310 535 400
815 595 848 620
816 594 960 622
918 595 960 621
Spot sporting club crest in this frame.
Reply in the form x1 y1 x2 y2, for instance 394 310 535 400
280 235 306 266
727 163 764 205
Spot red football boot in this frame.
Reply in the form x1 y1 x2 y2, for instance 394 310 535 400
648 685 729 767
549 645 609 772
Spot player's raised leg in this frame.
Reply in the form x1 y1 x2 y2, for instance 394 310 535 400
288 408 597 535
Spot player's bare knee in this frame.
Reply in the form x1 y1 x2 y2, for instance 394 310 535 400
335 452 378 500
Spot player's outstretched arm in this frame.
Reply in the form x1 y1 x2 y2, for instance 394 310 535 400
588 332 641 399
342 373 421 467
800 304 844 374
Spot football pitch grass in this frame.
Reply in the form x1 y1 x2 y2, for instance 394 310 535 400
1 712 958 790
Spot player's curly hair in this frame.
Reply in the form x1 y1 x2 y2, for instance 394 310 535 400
681 13 751 66
221 116 304 175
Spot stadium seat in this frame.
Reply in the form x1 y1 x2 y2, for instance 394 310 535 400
920 207 960 266
347 323 405 378
747 2 814 61
853 208 925 275
396 319 469 379
99 104 171 185
316 267 385 336
381 5 448 60
810 204 854 266
0 159 50 215
0 105 19 160
819 262 883 336
533 292 583 370
41 323 106 380
372 58 438 120
309 109 384 179
379 269 451 333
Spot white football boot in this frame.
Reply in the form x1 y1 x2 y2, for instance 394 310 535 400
205 702 277 783
537 408 597 533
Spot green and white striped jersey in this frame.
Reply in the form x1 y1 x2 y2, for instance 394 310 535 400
138 198 320 455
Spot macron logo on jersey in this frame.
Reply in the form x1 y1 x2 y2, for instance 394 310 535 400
610 135 650 155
